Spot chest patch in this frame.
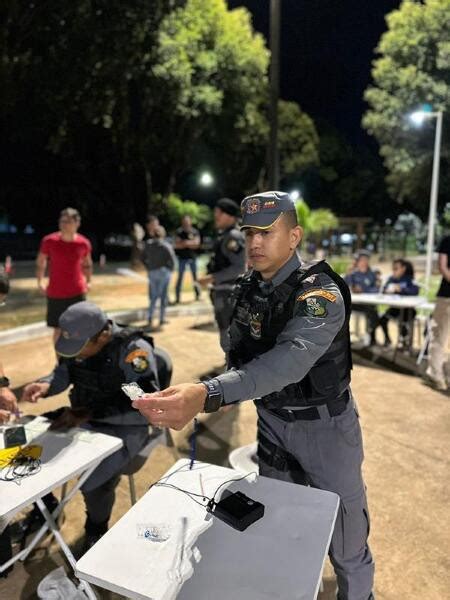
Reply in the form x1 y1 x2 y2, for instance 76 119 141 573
249 313 263 339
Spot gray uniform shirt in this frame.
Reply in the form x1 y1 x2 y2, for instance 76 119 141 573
39 324 157 425
213 227 246 286
213 252 346 405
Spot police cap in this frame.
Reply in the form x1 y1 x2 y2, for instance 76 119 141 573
55 301 108 357
240 191 295 229
216 198 240 217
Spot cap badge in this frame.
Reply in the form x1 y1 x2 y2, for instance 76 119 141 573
62 330 70 339
246 198 260 214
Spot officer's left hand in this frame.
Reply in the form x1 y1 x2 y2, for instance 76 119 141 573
48 407 92 430
0 386 19 414
132 383 207 431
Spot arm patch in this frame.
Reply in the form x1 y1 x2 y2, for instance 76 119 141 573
298 296 329 318
296 288 337 303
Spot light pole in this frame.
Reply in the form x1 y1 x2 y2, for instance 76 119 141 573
409 109 444 293
268 0 281 190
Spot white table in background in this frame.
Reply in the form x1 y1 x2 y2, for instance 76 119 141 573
350 292 427 310
351 293 428 351
76 458 340 600
0 416 123 599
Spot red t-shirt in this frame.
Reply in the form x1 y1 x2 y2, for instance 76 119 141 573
40 232 92 298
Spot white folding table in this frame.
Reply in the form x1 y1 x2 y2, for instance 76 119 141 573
76 458 340 600
351 292 427 310
351 293 428 351
0 416 123 599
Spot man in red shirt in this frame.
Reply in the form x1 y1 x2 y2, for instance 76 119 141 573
36 207 93 340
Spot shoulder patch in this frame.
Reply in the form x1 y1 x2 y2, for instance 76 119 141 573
296 288 337 303
300 296 329 318
125 349 148 363
125 349 150 372
227 239 240 252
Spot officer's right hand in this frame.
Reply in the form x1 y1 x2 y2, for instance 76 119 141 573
21 382 50 403
37 281 47 296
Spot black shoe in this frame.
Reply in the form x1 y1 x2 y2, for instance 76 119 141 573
83 532 104 553
13 493 59 547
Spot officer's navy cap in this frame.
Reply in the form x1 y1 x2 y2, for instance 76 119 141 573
216 197 240 217
55 301 108 357
240 191 296 229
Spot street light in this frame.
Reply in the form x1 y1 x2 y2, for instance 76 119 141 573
290 190 300 202
408 108 444 293
199 171 214 187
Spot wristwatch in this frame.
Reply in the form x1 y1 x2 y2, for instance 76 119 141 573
202 379 223 413
0 376 10 388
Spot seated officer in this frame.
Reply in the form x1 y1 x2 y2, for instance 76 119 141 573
21 301 163 548
345 250 379 346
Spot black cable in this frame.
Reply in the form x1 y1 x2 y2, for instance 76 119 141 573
150 469 258 512
151 482 210 508
212 472 258 503
0 454 41 485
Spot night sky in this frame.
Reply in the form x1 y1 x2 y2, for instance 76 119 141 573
228 0 401 145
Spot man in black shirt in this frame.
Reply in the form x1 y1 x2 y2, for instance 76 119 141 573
174 215 201 303
425 235 450 391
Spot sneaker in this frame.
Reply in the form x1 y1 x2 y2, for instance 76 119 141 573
423 373 447 391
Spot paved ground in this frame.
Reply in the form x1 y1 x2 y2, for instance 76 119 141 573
1 307 449 599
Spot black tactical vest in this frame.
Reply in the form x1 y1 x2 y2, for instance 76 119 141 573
66 326 157 419
228 261 352 409
207 226 238 277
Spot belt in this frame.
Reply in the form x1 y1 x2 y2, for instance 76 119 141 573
268 389 350 422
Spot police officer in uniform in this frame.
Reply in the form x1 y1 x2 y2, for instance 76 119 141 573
199 198 246 352
133 191 375 600
21 301 167 548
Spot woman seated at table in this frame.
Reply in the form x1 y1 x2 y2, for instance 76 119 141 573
375 258 419 348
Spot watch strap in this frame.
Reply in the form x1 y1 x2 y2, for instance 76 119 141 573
202 379 223 413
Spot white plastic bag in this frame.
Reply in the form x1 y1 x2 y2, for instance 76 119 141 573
37 566 86 600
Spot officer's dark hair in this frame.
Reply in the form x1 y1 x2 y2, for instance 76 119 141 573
282 210 299 229
89 322 111 343
60 207 80 221
0 273 10 295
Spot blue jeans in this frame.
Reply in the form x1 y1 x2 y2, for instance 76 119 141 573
148 267 171 323
175 258 198 302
